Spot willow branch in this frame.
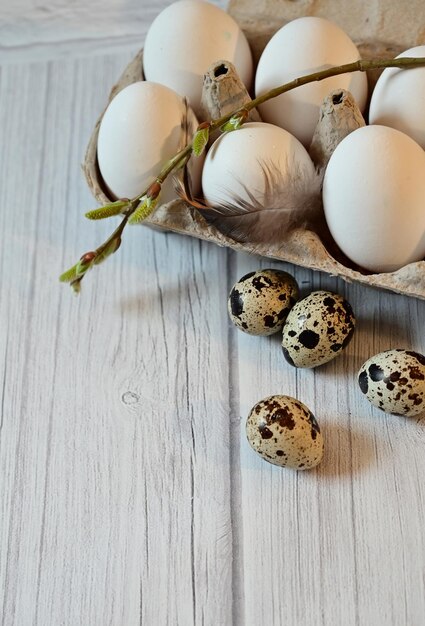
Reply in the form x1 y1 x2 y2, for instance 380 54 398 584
61 55 425 292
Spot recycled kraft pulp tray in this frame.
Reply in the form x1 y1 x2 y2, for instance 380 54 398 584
83 0 425 300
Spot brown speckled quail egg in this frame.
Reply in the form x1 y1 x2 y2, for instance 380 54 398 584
246 395 324 469
228 269 299 336
358 349 425 417
281 290 356 368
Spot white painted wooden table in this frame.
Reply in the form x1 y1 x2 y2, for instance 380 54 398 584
1 2 425 625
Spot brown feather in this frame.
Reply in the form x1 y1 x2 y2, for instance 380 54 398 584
176 160 323 244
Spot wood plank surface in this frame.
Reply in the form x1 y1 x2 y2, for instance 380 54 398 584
235 262 425 626
0 1 425 625
0 52 235 626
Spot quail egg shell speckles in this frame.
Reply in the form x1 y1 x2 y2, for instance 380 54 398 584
246 395 324 469
358 349 425 417
228 269 299 336
282 291 356 368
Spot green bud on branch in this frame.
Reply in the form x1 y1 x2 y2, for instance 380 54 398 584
220 108 249 133
146 181 162 202
75 251 97 276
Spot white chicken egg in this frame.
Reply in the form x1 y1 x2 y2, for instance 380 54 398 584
255 17 368 146
143 0 253 118
323 125 425 273
97 81 202 202
369 45 425 149
202 122 315 207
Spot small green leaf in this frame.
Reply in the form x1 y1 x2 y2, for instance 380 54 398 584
192 126 209 156
85 200 129 220
220 115 244 133
93 237 122 265
59 264 78 283
128 196 159 224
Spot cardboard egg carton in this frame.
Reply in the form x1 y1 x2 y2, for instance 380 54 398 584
83 0 425 300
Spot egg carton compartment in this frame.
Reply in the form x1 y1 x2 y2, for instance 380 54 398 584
83 1 425 300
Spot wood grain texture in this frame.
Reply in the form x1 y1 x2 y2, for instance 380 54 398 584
0 52 234 626
0 1 425 625
0 0 227 62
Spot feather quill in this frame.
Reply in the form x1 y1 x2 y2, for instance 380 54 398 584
176 160 323 245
